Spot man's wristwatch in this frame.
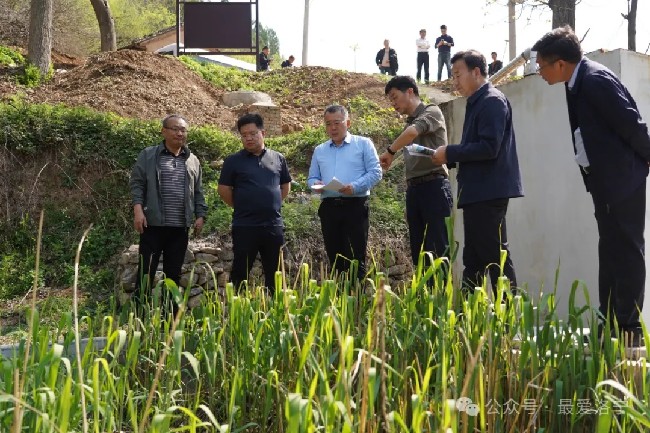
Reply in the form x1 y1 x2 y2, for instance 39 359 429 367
386 146 396 156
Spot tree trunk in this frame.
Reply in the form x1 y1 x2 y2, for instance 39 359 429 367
548 0 576 30
89 0 117 51
302 0 309 66
27 0 54 76
628 0 637 51
508 0 517 61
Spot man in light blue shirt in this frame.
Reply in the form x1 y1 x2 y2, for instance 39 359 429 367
308 105 382 281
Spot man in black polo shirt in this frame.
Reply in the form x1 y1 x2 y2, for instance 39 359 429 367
218 113 292 293
379 76 452 273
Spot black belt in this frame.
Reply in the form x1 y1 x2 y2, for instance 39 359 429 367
322 196 368 205
406 173 447 187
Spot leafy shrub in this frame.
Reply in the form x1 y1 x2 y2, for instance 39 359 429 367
0 46 24 66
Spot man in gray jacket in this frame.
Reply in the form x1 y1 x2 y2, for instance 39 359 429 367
130 114 208 304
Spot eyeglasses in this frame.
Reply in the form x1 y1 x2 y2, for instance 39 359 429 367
164 126 188 134
240 131 261 139
536 60 557 73
325 120 346 127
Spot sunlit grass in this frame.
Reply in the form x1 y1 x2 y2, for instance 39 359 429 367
1 236 649 432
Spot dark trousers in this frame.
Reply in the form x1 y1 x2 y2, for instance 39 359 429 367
379 66 396 76
318 197 369 280
593 182 646 329
406 178 453 266
416 52 429 82
231 225 284 293
461 198 517 291
136 226 189 310
438 52 451 81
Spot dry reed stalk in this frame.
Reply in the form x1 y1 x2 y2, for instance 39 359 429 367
11 210 44 433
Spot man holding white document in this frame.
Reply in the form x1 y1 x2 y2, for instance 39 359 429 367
308 105 382 281
379 76 452 272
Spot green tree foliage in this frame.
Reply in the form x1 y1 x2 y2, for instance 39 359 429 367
110 0 175 48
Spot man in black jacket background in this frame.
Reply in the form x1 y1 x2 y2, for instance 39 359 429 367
376 39 398 76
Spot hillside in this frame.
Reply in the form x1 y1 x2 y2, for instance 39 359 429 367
0 50 402 132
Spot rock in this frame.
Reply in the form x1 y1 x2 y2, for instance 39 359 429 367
128 244 139 253
200 246 221 255
188 293 205 309
222 91 272 107
209 160 223 170
217 272 229 288
195 253 218 263
184 249 195 263
189 286 204 297
117 291 132 306
221 250 234 261
127 252 141 264
180 272 198 288
388 264 407 276
121 267 139 286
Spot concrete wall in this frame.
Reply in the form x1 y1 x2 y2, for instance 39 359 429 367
440 49 650 324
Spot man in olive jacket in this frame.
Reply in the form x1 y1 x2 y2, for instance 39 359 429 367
130 114 208 303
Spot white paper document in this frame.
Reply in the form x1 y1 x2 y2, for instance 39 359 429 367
405 144 435 158
310 177 345 192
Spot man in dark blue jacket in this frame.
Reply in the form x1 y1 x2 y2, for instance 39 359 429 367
431 50 523 293
533 26 650 346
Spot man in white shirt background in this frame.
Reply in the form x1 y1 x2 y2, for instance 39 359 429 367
415 29 430 84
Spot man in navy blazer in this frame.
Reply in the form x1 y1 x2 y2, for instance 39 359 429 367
533 26 650 346
431 49 523 293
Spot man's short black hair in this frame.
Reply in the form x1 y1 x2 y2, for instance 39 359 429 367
385 75 419 96
531 25 582 64
451 50 488 77
237 113 264 131
440 25 447 30
162 114 188 128
491 51 497 56
262 46 269 51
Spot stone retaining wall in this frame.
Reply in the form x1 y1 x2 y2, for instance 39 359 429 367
116 239 413 307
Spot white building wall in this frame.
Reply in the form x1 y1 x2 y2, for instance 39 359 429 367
440 49 650 324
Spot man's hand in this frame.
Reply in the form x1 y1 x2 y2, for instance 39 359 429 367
431 145 448 165
379 152 394 170
134 206 147 234
338 184 354 195
311 180 324 194
193 217 205 237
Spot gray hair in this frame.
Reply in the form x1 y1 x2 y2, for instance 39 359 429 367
324 105 349 120
162 114 188 128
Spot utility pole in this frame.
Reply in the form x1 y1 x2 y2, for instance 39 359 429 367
508 0 516 61
302 0 309 66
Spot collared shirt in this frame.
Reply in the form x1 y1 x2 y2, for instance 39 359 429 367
416 38 430 52
158 146 187 227
307 132 382 199
219 148 291 226
568 58 590 167
403 103 448 180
